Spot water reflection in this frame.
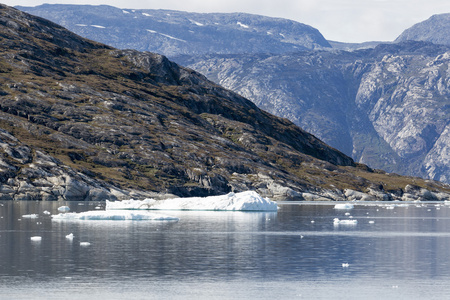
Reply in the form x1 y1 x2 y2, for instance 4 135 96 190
2 201 450 298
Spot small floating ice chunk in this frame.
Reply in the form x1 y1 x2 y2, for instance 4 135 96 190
66 233 74 240
58 206 70 212
52 210 179 221
80 242 91 247
334 203 354 210
333 218 357 225
43 210 51 215
30 236 42 242
22 214 39 219
345 212 351 216
368 220 375 224
106 191 277 211
342 263 349 268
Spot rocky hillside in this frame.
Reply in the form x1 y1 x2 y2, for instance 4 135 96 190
16 4 331 57
177 41 450 184
396 13 450 46
2 4 450 201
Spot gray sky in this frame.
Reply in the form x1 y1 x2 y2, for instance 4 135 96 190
3 0 450 42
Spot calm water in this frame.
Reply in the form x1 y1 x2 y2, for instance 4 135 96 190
2 201 450 299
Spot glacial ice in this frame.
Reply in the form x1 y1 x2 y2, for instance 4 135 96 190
58 206 70 212
334 203 354 210
51 210 179 221
30 236 42 241
333 218 358 225
106 191 278 211
22 214 39 219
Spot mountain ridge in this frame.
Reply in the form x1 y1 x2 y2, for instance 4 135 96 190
396 13 450 46
16 4 331 58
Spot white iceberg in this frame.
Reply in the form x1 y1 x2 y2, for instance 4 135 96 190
58 206 70 212
51 210 179 221
30 236 42 241
106 191 278 211
22 214 39 219
80 242 91 246
333 218 358 225
334 203 354 210
65 233 74 240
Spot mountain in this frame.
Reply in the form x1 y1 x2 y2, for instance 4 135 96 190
396 13 450 46
176 41 450 183
2 4 450 201
15 4 450 186
16 4 331 58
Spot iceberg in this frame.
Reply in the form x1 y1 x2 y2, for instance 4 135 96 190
334 203 354 210
51 210 179 221
106 191 278 212
22 214 39 219
30 236 42 241
58 206 70 212
333 218 358 225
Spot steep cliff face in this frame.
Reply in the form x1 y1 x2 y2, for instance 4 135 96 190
17 4 331 57
395 13 450 46
177 42 450 183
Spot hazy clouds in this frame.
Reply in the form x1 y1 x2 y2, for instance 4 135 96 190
4 0 450 42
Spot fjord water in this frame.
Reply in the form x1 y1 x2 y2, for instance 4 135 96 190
2 201 450 299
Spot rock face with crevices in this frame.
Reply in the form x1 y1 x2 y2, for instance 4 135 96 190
178 41 450 184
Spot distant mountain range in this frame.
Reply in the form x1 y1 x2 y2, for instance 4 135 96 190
16 4 331 57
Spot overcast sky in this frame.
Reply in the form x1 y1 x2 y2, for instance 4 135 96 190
3 0 450 42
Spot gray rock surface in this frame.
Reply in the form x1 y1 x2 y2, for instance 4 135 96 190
178 42 450 183
396 13 450 46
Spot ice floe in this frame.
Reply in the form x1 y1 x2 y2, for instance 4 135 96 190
334 203 354 210
106 191 278 211
52 210 179 221
58 206 70 212
65 233 74 240
22 214 39 219
333 218 358 225
80 242 91 247
30 236 42 242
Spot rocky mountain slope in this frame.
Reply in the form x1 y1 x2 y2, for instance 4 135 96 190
396 13 450 46
17 4 331 57
2 4 449 201
177 41 450 183
15 4 450 186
